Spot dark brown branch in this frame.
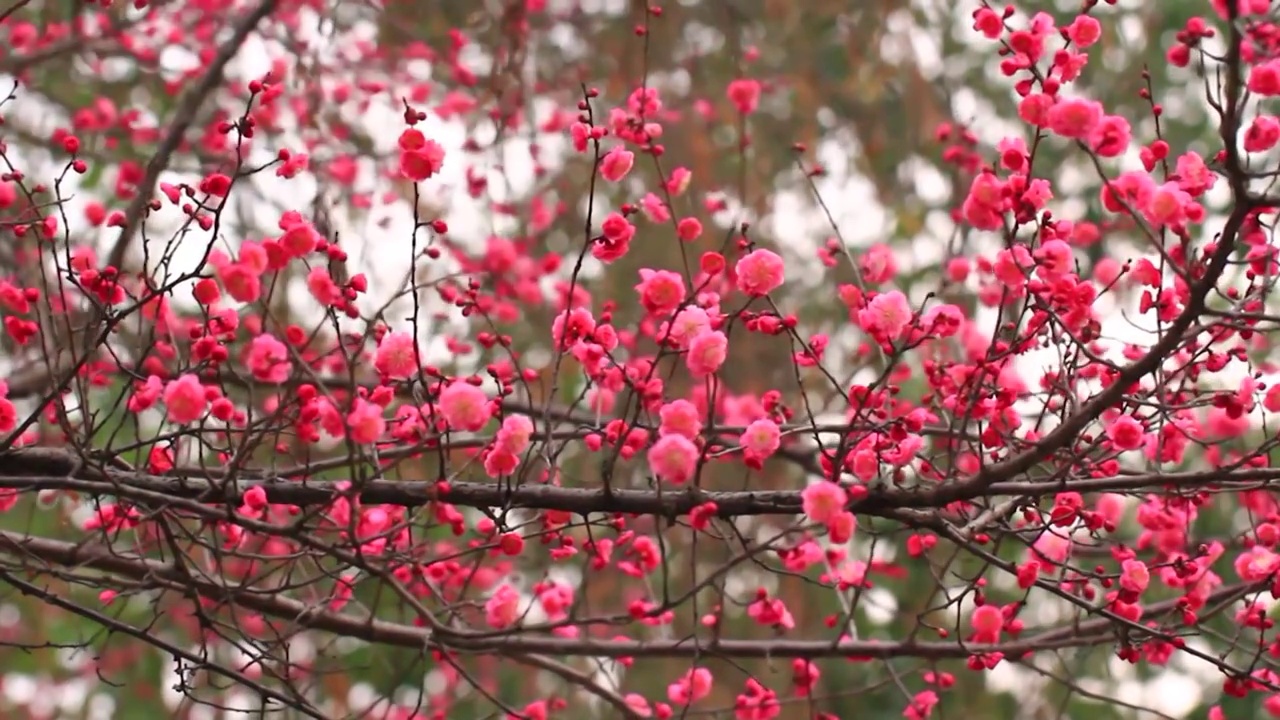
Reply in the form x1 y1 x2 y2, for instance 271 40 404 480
0 446 1274 518
0 529 1221 660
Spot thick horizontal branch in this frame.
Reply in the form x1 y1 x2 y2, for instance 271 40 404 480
0 529 1203 661
0 447 1274 518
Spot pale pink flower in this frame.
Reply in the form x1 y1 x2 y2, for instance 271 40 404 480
668 667 713 705
851 449 879 481
686 330 728 377
1144 181 1193 227
1046 97 1103 139
641 192 670 223
1095 494 1126 526
623 694 652 718
163 375 207 425
347 399 386 444
552 307 596 347
1033 531 1071 565
375 331 419 380
495 414 535 454
648 434 700 484
636 269 686 316
993 246 1033 288
801 482 848 525
1034 239 1074 277
245 334 291 384
920 304 963 338
667 167 692 195
659 399 703 439
857 291 912 339
1235 546 1280 582
859 244 897 285
747 592 795 630
311 397 345 438
1119 558 1150 594
834 560 868 589
1176 152 1216 195
485 584 521 628
734 249 785 296
484 449 520 478
587 387 616 415
600 146 635 182
437 382 491 432
741 419 780 463
665 306 712 345
882 433 924 466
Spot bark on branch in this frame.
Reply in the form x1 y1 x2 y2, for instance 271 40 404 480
0 529 1244 660
0 446 1273 518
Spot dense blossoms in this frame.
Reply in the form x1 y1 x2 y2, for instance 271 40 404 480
1 4 1276 720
